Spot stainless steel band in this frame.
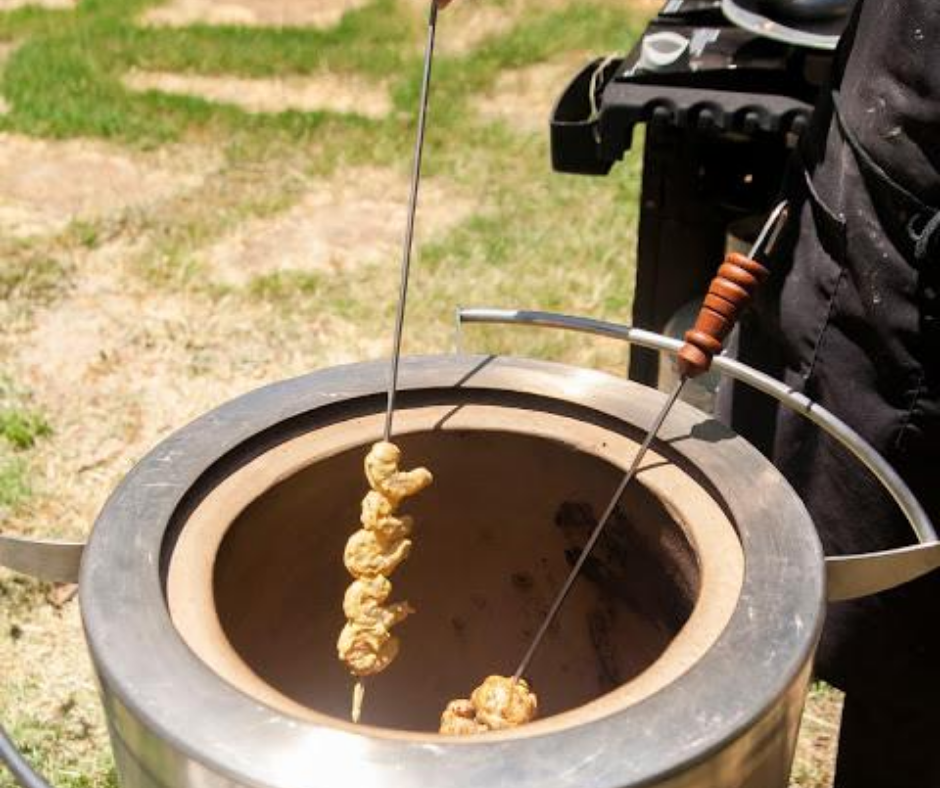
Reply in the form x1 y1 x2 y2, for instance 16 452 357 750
455 307 940 602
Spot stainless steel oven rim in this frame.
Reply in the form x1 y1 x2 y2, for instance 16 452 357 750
80 354 825 788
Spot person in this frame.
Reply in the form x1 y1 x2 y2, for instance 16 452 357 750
718 1 940 786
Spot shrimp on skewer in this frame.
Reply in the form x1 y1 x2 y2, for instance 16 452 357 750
440 676 538 735
337 441 432 723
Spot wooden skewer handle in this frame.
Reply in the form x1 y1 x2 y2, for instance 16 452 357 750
676 251 770 378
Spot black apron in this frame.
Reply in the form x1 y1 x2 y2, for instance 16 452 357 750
722 2 940 785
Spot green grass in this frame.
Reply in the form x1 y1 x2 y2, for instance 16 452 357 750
0 378 51 511
0 410 51 450
0 254 70 305
0 0 645 356
99 0 413 78
0 0 409 144
0 0 641 146
0 573 115 788
2 720 117 788
430 4 636 106
0 454 29 510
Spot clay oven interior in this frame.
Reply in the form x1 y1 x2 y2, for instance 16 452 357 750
165 397 744 736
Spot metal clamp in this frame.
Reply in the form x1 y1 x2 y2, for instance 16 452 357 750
455 307 940 602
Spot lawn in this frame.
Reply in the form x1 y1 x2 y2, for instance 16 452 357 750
0 0 839 785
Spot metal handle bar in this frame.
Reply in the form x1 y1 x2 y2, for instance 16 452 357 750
455 307 940 602
0 535 83 583
2 309 938 597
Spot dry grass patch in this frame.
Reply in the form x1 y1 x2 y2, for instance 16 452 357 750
0 136 219 239
791 683 843 788
402 0 531 55
405 0 639 54
203 166 473 286
0 0 74 9
427 0 519 55
141 0 370 29
475 50 591 133
0 573 112 788
405 0 566 55
123 70 392 117
3 232 392 541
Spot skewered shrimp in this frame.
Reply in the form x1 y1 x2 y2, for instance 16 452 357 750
365 442 433 506
440 699 488 736
342 575 413 628
337 620 401 677
439 676 538 735
361 491 413 542
337 441 432 722
343 528 412 578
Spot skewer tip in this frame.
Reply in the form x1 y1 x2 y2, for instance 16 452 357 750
351 679 366 724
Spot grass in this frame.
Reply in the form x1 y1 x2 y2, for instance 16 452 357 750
792 683 844 788
0 378 51 511
0 0 638 146
0 255 70 306
0 572 115 788
0 411 52 450
99 0 413 78
0 0 840 786
0 455 29 510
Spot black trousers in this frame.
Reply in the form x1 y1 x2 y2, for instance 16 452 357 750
721 2 940 786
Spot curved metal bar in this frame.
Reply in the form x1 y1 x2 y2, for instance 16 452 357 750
457 307 940 601
0 534 84 583
720 0 845 51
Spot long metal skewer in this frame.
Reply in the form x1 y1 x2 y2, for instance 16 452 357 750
512 378 686 682
352 0 440 725
512 201 790 683
383 0 440 442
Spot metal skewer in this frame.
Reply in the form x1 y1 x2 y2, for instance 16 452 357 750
511 379 686 683
512 200 791 683
383 0 440 443
352 0 440 725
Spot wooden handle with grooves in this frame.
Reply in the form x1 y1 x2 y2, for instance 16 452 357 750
677 251 769 378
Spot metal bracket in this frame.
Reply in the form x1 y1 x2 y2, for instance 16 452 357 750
0 534 84 583
455 307 940 602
